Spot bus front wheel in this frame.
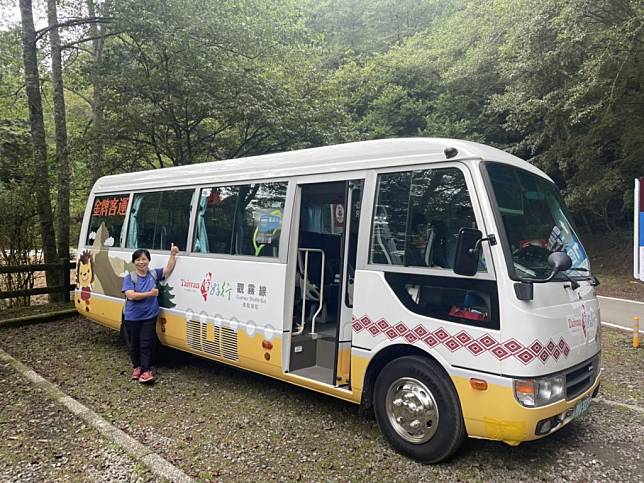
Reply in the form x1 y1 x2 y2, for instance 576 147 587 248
373 355 465 463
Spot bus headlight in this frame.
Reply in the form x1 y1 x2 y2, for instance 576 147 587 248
514 375 565 407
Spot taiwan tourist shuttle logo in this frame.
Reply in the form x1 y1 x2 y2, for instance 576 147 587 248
201 272 212 301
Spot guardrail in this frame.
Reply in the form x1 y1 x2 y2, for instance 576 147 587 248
0 259 76 302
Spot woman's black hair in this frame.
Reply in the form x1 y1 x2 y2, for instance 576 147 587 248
132 249 151 263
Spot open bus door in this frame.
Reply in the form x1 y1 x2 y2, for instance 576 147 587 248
288 179 363 386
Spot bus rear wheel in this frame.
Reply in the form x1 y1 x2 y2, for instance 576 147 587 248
373 355 465 463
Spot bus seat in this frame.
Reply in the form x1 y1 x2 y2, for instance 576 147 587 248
373 207 403 265
425 221 449 268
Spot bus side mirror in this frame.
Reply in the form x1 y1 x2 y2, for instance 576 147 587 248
547 251 572 274
454 227 483 276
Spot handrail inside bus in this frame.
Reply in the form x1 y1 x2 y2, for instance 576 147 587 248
294 248 325 338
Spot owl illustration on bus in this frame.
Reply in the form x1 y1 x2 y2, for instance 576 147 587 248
76 250 95 312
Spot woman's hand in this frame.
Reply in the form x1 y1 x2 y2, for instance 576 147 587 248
170 243 179 257
164 243 179 278
125 289 158 301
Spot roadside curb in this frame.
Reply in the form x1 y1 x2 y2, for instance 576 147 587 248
0 308 77 328
594 397 644 414
0 347 195 483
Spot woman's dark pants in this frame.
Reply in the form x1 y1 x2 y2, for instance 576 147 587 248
123 317 156 372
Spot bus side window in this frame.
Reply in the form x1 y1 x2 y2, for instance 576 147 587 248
126 189 192 250
194 182 286 257
384 273 499 330
370 173 410 265
370 167 485 272
86 194 130 247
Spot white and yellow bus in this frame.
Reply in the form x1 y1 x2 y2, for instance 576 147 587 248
76 138 601 463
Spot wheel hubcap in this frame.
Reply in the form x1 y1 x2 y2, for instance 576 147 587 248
385 377 439 444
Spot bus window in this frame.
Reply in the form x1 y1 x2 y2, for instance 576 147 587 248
86 194 129 247
370 167 484 271
486 163 589 279
193 182 287 257
125 189 193 250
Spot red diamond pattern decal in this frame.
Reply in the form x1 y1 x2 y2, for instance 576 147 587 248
385 328 398 340
444 338 461 352
503 339 523 354
529 341 543 355
351 314 571 365
404 332 419 343
466 341 485 356
423 334 439 348
478 334 498 348
455 331 473 345
491 345 511 360
395 322 409 335
434 328 450 341
517 349 537 364
413 325 429 338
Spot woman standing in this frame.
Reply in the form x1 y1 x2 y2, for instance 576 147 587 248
122 244 179 383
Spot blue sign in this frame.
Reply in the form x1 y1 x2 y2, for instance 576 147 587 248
636 178 644 280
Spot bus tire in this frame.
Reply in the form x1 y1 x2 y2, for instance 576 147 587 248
373 355 465 464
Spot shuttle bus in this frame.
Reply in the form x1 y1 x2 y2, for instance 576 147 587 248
75 138 601 463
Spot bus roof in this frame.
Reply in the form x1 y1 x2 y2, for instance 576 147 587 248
91 137 548 193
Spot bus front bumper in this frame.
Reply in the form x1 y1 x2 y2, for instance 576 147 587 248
533 381 600 438
453 371 601 446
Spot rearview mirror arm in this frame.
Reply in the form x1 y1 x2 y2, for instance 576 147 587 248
468 234 497 257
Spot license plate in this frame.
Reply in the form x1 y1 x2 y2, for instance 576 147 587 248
571 396 591 420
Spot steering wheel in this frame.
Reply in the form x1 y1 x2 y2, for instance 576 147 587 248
513 244 550 264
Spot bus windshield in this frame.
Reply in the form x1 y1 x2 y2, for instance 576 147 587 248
486 163 590 280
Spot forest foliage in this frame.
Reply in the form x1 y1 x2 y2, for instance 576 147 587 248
0 0 642 262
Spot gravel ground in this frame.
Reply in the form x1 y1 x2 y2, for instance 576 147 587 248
0 317 642 482
599 327 644 407
0 361 156 482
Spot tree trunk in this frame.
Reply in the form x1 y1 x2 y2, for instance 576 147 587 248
602 204 613 233
19 0 62 300
580 213 593 234
86 0 108 185
47 0 71 266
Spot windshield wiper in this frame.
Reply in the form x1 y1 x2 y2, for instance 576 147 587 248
566 267 600 286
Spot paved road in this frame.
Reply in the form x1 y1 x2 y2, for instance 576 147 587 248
599 295 644 333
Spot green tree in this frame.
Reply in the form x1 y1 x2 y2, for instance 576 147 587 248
304 0 460 63
0 120 40 307
19 0 62 299
487 0 644 230
89 0 346 172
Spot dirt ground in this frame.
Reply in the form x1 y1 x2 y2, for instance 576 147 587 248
0 363 155 483
1 317 642 482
